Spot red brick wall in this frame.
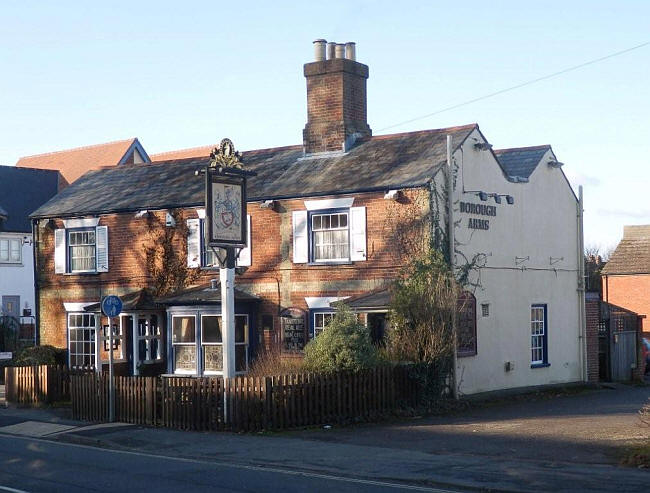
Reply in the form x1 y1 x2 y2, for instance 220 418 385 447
302 58 371 153
36 188 429 352
585 297 600 382
603 274 650 335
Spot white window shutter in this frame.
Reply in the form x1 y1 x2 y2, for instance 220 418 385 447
186 219 201 268
96 226 109 272
236 215 252 267
54 228 66 274
350 206 367 261
292 210 308 263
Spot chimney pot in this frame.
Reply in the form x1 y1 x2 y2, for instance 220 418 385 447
327 42 336 60
335 43 345 59
345 42 356 61
313 39 326 61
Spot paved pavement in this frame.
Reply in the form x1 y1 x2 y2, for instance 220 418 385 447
0 383 647 492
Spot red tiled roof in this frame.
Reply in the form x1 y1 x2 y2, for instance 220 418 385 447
15 138 138 185
151 145 214 161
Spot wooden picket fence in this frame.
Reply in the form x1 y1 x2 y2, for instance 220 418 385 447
70 365 423 432
4 365 70 405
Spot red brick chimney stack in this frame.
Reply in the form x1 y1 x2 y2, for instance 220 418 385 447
303 39 372 155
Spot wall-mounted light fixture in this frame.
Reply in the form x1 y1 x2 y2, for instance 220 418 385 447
506 195 514 205
384 189 401 201
165 212 176 227
548 160 564 168
492 194 502 204
474 142 493 151
260 200 275 210
134 210 149 218
478 191 488 201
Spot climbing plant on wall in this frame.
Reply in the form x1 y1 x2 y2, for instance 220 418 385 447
142 210 199 296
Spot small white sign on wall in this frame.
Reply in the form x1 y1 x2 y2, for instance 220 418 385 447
0 352 13 360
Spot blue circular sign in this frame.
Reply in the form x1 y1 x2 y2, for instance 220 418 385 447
101 295 123 318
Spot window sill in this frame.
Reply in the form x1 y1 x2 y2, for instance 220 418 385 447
458 351 477 358
64 272 99 276
0 262 23 266
307 261 353 266
530 363 551 369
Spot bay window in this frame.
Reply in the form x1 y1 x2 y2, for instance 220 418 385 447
172 315 196 374
137 314 162 364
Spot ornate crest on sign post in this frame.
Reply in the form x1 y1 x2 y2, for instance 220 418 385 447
209 138 243 170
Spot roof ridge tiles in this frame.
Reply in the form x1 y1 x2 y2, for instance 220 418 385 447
493 144 551 153
370 123 478 141
17 137 137 160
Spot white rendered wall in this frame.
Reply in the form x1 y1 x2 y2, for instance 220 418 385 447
0 233 35 317
449 129 582 395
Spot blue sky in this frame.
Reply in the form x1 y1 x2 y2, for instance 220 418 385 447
1 1 649 250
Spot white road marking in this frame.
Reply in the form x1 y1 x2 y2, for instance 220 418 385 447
0 432 462 492
0 421 76 437
0 485 30 493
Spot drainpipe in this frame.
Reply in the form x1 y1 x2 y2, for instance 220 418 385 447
32 218 40 346
447 135 459 400
577 186 587 381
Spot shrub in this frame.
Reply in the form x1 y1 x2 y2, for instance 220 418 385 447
385 249 459 400
13 345 66 367
303 305 378 373
248 345 305 377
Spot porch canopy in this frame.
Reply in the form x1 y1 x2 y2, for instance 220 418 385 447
155 283 260 306
330 288 391 311
84 289 162 312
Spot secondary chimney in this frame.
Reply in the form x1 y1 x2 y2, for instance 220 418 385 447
303 39 372 154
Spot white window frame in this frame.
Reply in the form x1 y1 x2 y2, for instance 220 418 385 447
313 311 335 338
201 314 224 375
172 314 197 375
530 305 547 365
99 317 126 362
68 312 97 370
67 228 97 273
310 210 350 263
136 313 163 364
0 237 22 264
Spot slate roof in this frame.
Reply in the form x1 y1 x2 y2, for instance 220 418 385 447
0 165 60 232
332 288 391 309
31 124 478 218
83 289 162 312
602 225 650 275
494 145 551 181
156 283 261 305
15 138 148 185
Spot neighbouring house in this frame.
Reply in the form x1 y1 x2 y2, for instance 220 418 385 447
0 165 62 347
602 225 650 337
29 40 585 394
16 138 150 187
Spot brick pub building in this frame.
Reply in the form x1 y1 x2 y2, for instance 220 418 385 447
31 40 586 394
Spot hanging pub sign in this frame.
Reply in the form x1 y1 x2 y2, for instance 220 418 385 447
205 138 248 249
